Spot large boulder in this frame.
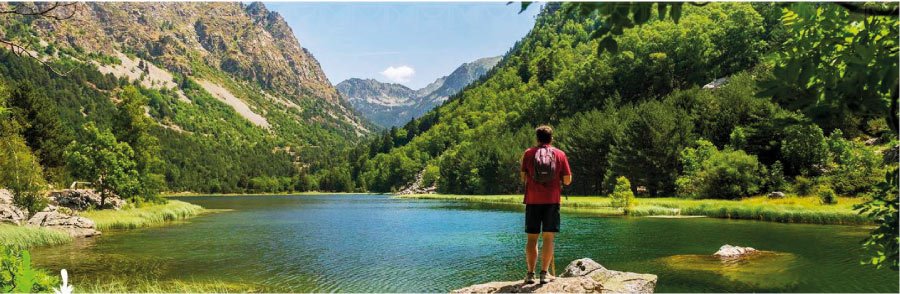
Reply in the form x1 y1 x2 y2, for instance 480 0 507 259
0 189 27 225
452 258 657 293
714 244 757 258
49 189 124 210
27 211 101 238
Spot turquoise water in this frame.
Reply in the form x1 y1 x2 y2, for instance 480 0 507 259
33 195 899 292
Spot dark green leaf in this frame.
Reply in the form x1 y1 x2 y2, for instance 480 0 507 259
600 36 618 54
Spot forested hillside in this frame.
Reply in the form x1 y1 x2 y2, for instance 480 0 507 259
0 2 371 196
350 2 898 199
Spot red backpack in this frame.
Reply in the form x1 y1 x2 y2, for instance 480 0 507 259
532 146 557 184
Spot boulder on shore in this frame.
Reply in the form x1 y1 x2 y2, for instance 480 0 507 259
767 191 785 199
0 189 27 225
714 244 757 258
49 189 125 211
27 211 101 238
452 258 657 293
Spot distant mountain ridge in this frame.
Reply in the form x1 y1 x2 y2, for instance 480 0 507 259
338 56 501 127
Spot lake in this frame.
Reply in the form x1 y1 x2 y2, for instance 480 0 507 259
33 195 899 292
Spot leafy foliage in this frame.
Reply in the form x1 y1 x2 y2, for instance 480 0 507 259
0 136 47 216
817 185 837 205
677 140 767 199
609 176 635 215
855 168 899 270
823 130 884 196
760 2 899 137
0 246 58 293
66 122 140 204
779 124 828 176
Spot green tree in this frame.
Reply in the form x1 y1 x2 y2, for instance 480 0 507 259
66 122 140 206
677 140 767 199
824 130 884 196
557 106 630 195
608 101 693 196
0 135 47 216
7 82 73 183
780 124 828 176
610 176 636 215
114 86 165 199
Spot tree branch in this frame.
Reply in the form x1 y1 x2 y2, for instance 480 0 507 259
0 39 72 77
0 2 79 21
835 2 899 17
0 2 81 76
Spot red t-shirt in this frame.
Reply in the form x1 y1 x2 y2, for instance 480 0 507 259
521 145 571 204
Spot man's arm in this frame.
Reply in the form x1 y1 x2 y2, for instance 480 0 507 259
560 151 572 186
521 171 528 185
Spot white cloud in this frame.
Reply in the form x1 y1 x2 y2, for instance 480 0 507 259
380 65 415 83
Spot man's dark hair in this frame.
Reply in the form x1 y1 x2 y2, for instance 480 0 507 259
536 125 553 144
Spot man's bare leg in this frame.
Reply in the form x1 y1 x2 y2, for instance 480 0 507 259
526 233 540 273
540 232 555 273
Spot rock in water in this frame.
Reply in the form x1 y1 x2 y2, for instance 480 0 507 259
452 258 657 293
714 244 757 258
0 189 28 225
27 211 101 238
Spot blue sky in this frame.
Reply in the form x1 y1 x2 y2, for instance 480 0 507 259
265 2 540 89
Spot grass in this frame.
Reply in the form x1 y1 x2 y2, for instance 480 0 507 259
78 279 265 293
164 191 368 197
396 194 871 225
0 224 73 247
81 200 206 230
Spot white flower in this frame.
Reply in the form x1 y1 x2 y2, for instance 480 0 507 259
54 269 73 294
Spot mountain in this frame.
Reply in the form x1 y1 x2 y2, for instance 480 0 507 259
337 56 501 127
0 2 370 193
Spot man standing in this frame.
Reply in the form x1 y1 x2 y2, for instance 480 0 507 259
520 125 572 284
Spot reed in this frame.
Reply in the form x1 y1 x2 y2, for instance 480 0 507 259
0 224 73 247
81 200 205 230
396 194 870 225
77 279 264 293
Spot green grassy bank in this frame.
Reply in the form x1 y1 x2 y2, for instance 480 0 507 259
81 200 206 230
0 224 73 247
78 279 264 293
1 200 206 248
396 194 871 225
163 191 365 197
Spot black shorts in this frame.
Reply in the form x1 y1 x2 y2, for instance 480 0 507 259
525 204 560 234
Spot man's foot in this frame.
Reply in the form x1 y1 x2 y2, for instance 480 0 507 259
539 271 552 284
524 272 535 284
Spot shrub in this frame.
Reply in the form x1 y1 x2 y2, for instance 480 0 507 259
780 124 828 176
677 140 767 199
793 176 815 196
766 161 787 192
817 186 837 205
0 245 58 293
610 176 636 215
421 164 440 187
825 130 884 196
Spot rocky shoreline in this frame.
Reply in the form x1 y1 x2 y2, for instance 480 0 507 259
0 189 125 238
453 258 658 293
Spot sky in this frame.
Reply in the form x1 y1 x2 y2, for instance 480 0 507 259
264 2 540 89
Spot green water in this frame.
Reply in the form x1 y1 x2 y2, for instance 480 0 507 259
33 195 899 292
